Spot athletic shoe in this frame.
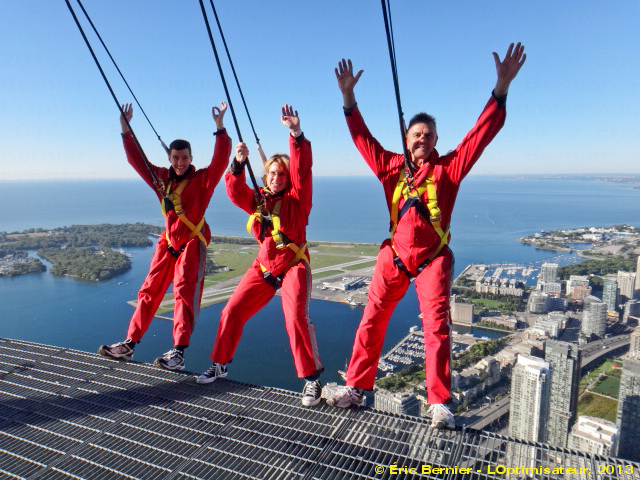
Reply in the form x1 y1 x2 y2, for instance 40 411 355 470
154 348 185 371
326 386 364 408
427 403 455 429
301 380 322 407
98 339 134 361
195 362 228 384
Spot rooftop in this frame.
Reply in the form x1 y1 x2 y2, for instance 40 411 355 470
1 337 638 479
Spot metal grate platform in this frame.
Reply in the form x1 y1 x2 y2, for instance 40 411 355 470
1 337 639 480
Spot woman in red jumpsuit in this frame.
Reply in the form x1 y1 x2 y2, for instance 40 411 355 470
196 105 324 407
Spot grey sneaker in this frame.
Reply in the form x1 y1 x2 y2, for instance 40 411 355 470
154 348 185 371
427 403 455 429
326 386 364 408
195 362 228 384
98 339 134 361
301 380 322 407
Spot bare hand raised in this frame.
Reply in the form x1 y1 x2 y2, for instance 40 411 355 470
235 142 249 164
335 59 362 109
212 101 228 130
120 103 133 134
281 104 300 132
493 43 526 97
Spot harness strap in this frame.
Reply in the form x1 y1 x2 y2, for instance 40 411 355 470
162 179 208 249
390 168 449 244
393 241 449 280
259 243 309 290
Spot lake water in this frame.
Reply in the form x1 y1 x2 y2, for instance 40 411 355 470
2 176 639 391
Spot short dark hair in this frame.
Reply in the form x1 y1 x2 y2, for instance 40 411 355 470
407 113 436 131
169 139 192 156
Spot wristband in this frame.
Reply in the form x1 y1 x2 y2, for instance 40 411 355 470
291 129 303 138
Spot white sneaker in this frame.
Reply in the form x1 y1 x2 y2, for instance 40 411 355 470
195 362 228 384
427 403 455 429
98 339 134 361
301 380 322 407
327 386 364 408
154 348 185 371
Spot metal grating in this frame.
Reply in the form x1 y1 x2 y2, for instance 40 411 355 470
1 337 639 480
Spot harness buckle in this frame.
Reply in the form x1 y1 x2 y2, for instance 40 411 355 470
263 271 283 290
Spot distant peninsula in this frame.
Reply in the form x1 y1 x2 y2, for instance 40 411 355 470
0 223 163 281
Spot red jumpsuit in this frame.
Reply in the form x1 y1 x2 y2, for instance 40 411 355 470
211 133 323 378
123 130 231 346
344 95 506 403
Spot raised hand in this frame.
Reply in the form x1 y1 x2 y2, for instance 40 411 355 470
120 103 133 134
281 104 300 132
235 142 249 164
212 101 228 130
493 43 526 97
335 59 363 109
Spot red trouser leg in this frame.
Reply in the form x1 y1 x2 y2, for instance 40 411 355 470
346 241 410 390
172 238 207 347
211 259 275 364
280 261 323 378
415 247 453 404
128 236 176 342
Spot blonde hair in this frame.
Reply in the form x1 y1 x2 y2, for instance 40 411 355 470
262 153 290 185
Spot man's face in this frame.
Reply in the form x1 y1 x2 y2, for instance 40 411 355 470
267 163 289 193
406 122 437 166
169 148 193 176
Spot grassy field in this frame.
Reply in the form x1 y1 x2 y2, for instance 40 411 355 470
313 270 345 279
310 243 380 256
470 298 504 308
592 376 620 398
577 392 618 423
343 260 377 270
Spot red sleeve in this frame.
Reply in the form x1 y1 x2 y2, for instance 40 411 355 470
225 168 257 215
122 132 166 199
203 129 232 198
345 106 404 181
288 133 312 219
445 96 506 184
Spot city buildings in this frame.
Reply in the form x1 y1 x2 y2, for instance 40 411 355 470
540 262 558 284
624 299 640 324
528 291 549 314
617 271 636 304
568 416 618 456
451 296 474 325
603 277 618 312
582 295 607 339
545 340 581 448
616 359 640 461
508 354 551 443
374 390 421 417
629 328 640 360
567 275 590 299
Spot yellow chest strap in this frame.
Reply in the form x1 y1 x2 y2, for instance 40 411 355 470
390 168 449 247
162 180 208 246
247 198 309 266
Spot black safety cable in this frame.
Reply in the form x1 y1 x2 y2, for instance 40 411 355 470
75 0 169 154
64 0 165 194
208 0 266 164
381 0 414 179
198 0 262 198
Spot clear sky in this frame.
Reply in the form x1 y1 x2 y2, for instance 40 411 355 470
1 0 639 180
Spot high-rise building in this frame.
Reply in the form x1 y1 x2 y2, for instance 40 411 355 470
568 275 589 298
568 416 618 456
544 340 581 448
374 390 421 417
636 256 640 293
540 263 558 284
582 295 607 339
630 328 640 360
617 271 636 304
509 354 551 442
451 298 474 326
616 359 640 461
602 278 618 312
528 291 549 314
624 299 640 324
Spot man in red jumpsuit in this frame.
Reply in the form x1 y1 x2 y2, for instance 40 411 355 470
328 43 526 428
99 102 232 371
196 105 324 407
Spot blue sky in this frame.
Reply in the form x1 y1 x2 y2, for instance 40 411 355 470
1 0 639 180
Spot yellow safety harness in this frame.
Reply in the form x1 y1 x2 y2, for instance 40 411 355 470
246 195 309 288
390 168 450 277
161 180 208 252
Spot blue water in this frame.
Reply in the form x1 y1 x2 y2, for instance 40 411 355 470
2 176 640 391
